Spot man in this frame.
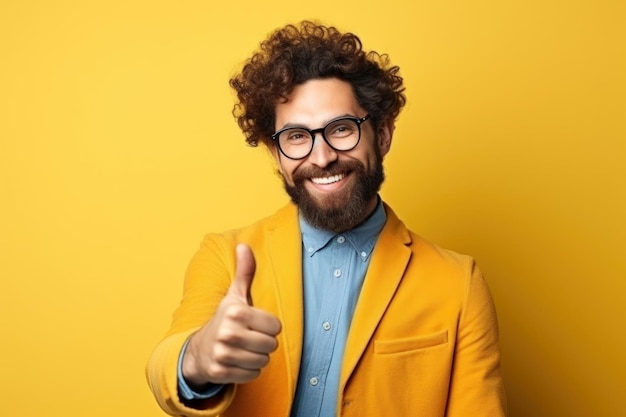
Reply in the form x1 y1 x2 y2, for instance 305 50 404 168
147 21 506 417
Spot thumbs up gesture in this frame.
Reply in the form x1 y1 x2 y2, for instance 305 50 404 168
182 244 282 386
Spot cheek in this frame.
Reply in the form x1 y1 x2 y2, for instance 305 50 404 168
353 137 381 169
358 150 379 171
278 160 299 185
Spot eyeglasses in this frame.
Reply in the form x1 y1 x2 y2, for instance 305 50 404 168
271 114 371 160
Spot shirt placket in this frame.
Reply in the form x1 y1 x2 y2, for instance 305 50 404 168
302 237 350 416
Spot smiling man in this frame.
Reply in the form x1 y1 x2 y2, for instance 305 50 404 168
147 21 506 417
276 78 388 233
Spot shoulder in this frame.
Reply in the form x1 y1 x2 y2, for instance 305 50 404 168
379 205 496 328
382 202 479 293
196 202 299 254
383 202 474 267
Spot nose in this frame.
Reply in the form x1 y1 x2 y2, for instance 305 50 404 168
307 132 338 168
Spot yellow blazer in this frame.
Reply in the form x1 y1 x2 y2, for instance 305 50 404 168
147 202 506 416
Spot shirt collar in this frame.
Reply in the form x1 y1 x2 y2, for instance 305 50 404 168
300 197 387 258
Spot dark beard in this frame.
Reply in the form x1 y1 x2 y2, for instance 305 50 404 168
282 152 385 233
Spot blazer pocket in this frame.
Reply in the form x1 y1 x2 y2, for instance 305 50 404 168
374 330 448 354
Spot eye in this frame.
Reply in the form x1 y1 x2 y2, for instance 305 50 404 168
283 129 310 143
327 121 357 138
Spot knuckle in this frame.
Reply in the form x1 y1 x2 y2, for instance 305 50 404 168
257 354 270 367
212 342 231 362
245 369 261 381
207 362 229 380
216 326 242 345
275 319 283 333
224 304 248 322
268 338 279 352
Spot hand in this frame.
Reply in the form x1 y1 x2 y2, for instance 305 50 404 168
182 244 282 386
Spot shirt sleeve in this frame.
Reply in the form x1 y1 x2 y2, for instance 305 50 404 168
177 339 225 400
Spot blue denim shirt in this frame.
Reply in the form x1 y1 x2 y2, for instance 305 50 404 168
291 199 386 417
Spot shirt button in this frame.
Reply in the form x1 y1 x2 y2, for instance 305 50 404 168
337 236 346 244
360 251 367 258
322 321 331 331
333 269 342 278
307 247 314 253
309 377 319 386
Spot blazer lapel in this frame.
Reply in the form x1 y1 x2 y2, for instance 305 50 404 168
265 204 304 399
340 205 412 388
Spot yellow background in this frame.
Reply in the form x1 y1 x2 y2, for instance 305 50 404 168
1 1 624 416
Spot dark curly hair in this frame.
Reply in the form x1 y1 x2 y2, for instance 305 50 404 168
229 21 406 148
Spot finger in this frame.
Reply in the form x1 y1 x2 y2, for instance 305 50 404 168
206 363 262 385
223 327 279 354
246 307 282 336
216 307 281 348
228 243 256 305
214 346 272 370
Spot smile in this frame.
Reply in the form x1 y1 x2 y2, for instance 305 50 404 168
311 173 345 185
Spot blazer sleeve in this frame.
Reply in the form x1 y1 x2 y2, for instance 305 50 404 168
145 234 238 417
445 261 507 416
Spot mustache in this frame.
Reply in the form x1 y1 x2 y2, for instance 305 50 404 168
291 160 363 183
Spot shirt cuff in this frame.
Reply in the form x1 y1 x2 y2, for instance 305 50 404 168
177 338 225 400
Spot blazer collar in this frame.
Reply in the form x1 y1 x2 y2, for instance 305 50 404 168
340 202 413 388
264 203 304 398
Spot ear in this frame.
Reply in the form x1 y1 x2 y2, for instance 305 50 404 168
376 119 395 157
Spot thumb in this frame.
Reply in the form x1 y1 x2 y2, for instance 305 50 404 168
228 243 256 305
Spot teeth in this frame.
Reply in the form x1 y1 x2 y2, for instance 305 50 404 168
311 174 344 185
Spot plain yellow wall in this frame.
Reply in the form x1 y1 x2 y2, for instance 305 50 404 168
1 1 624 416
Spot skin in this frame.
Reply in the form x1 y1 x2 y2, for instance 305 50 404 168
274 78 394 231
182 77 394 387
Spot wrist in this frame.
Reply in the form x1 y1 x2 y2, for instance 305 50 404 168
181 334 208 386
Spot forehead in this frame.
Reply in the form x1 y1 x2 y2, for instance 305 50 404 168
274 78 364 129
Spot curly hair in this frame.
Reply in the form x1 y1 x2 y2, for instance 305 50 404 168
229 21 406 148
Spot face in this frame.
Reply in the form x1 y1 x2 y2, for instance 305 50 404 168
273 78 393 232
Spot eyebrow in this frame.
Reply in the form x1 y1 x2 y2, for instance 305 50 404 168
277 113 357 130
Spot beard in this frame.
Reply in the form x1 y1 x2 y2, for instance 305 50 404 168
282 150 385 233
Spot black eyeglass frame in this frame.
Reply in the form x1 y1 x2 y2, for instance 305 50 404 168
271 114 372 160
